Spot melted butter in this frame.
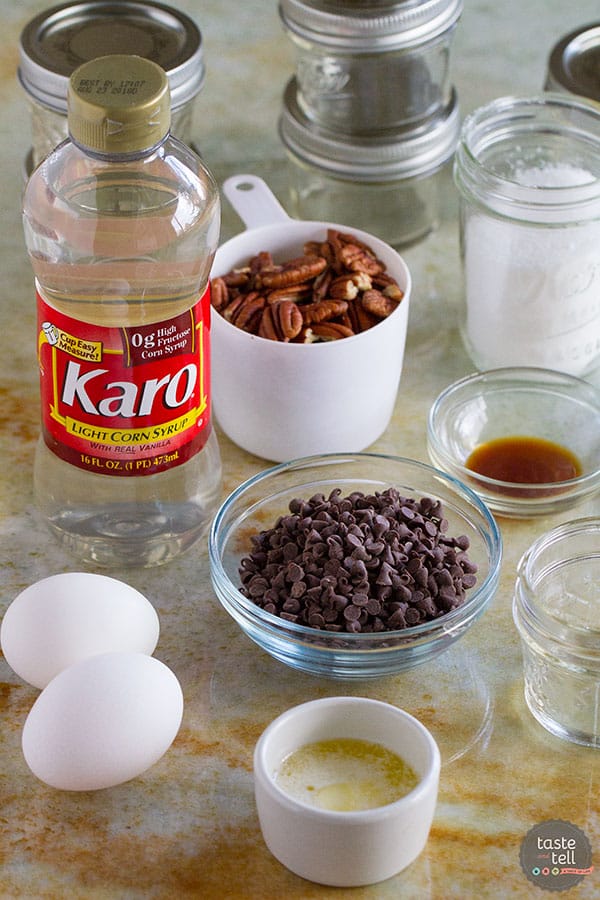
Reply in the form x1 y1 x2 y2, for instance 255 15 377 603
276 738 419 812
465 435 582 487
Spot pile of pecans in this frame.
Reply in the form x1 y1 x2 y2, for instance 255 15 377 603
238 487 478 634
211 228 404 342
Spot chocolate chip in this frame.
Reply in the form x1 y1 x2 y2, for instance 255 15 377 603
366 598 382 616
343 604 362 622
238 487 478 633
286 562 304 583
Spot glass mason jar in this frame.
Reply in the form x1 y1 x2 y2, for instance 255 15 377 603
19 0 205 171
454 94 600 378
513 518 600 749
280 78 460 248
544 23 600 105
279 0 462 134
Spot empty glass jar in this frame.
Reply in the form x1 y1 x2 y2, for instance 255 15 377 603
280 78 460 247
19 0 205 170
513 518 600 749
279 0 463 134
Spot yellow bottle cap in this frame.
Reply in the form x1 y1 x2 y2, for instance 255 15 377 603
68 54 170 154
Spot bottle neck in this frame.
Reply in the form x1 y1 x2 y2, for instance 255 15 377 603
69 129 170 163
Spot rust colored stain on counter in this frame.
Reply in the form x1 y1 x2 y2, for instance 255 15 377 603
0 680 34 721
176 718 264 772
2 812 324 899
0 385 38 446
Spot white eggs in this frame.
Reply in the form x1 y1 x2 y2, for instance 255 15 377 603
1 573 160 689
2 572 184 791
22 652 184 791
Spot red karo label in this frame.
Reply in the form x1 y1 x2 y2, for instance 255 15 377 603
37 286 212 476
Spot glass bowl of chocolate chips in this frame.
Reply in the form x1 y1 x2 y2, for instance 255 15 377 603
209 453 502 678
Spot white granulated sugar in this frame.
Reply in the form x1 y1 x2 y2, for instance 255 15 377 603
464 162 600 376
513 162 596 188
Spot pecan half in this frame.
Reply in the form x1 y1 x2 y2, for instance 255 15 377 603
361 288 400 318
211 277 230 313
257 306 278 341
266 282 313 305
277 300 304 341
312 267 333 302
302 322 355 342
249 251 274 275
222 293 247 323
304 240 333 265
301 299 348 325
329 275 360 301
259 300 303 341
347 300 379 333
228 291 266 332
382 283 405 303
222 291 266 333
257 255 327 289
338 243 383 277
223 269 251 289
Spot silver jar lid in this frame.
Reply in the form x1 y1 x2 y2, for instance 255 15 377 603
279 77 460 181
279 0 463 50
19 0 204 113
545 23 600 103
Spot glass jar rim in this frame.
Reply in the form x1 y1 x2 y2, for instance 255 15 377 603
546 22 600 103
19 0 204 114
280 78 460 181
454 93 600 222
514 517 600 648
279 0 463 50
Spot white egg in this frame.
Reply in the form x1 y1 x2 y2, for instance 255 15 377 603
22 652 183 791
1 573 159 688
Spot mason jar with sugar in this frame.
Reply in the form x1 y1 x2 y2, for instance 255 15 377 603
19 0 205 171
454 94 600 378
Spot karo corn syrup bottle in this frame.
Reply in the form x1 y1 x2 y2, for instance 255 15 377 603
23 55 222 567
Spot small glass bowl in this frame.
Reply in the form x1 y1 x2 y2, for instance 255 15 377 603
428 367 600 519
208 453 502 679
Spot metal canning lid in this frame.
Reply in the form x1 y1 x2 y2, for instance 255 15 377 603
19 0 204 114
545 23 600 103
68 54 170 153
279 0 463 51
279 77 460 181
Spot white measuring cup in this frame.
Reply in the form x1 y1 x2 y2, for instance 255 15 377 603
211 174 412 462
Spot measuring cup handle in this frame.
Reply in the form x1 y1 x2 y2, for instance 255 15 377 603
222 174 291 230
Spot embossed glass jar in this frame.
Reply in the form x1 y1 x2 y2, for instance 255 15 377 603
19 0 205 170
279 0 462 134
513 519 600 749
279 78 460 248
454 94 600 377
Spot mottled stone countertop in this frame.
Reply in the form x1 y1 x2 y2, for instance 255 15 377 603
1 1 599 898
